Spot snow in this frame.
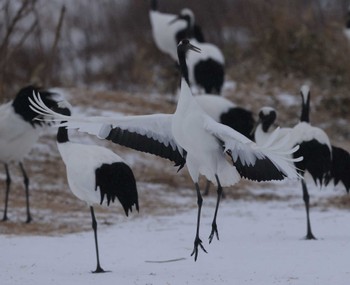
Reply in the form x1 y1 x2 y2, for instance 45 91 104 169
2 181 350 285
2 88 349 283
276 92 299 107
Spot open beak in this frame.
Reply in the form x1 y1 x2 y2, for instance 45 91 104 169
189 43 201 53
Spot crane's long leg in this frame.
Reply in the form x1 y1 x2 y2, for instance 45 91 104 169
90 206 106 273
2 164 11 221
301 180 316 240
19 162 31 223
203 179 226 198
209 174 223 243
191 182 207 261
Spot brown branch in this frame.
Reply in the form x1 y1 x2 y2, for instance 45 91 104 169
0 0 31 53
7 19 38 59
51 5 66 57
44 5 66 85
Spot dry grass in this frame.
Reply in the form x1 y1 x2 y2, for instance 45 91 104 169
1 86 348 237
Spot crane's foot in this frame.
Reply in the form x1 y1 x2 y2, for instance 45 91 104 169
304 233 317 240
92 265 109 274
25 216 32 224
209 223 219 244
190 236 207 261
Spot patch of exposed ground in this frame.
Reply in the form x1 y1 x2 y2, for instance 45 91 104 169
1 86 349 236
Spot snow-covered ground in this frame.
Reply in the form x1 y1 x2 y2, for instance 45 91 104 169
2 180 350 285
1 87 348 284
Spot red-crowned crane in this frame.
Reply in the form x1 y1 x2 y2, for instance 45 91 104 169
254 86 333 239
55 107 138 273
0 86 65 223
30 39 301 261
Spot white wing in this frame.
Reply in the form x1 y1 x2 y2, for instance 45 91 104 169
29 93 186 169
203 117 302 181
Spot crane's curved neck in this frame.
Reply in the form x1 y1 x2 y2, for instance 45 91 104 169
261 120 273 133
300 92 310 123
177 49 190 86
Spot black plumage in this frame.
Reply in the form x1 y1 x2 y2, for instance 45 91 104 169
105 126 186 170
95 162 139 214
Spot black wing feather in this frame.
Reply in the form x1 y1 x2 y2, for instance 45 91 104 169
105 127 186 170
293 139 331 185
325 145 350 193
95 162 139 216
228 151 287 181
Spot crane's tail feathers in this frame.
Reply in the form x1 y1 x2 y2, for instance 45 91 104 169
256 127 303 164
255 131 303 180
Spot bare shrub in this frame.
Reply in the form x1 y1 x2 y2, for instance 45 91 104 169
1 0 350 97
222 0 350 87
0 0 66 101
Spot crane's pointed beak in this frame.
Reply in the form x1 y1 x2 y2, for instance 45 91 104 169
189 43 201 53
169 15 181 25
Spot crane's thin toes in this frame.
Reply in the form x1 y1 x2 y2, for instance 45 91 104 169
25 217 32 224
92 266 109 274
209 223 219 244
190 237 207 261
304 234 317 240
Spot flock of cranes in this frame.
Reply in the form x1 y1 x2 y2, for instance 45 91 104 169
1 0 349 274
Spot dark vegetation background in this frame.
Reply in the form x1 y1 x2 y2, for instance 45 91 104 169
0 0 350 235
0 0 349 113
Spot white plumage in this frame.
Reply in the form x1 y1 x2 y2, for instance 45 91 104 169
194 94 255 141
0 103 40 162
149 0 205 61
192 94 255 196
254 85 332 239
59 142 130 205
29 39 300 261
55 107 139 273
0 85 64 223
171 10 224 94
195 95 235 121
149 1 186 61
185 39 225 94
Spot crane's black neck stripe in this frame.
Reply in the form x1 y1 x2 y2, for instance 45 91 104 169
57 125 69 143
177 43 190 86
56 109 71 144
300 91 310 123
260 111 276 133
